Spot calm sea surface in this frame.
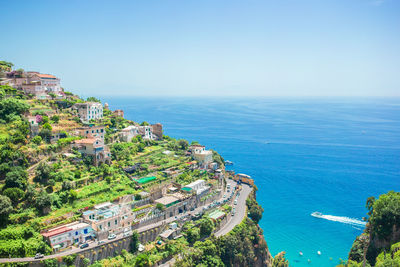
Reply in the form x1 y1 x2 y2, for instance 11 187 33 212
103 97 400 267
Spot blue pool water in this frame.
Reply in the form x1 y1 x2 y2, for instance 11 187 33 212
103 97 400 266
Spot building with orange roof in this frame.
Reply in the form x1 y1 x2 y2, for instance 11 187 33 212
73 137 111 166
41 221 93 252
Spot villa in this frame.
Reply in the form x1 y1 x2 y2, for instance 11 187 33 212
192 149 213 167
181 179 210 195
120 125 139 142
76 125 106 140
73 137 111 166
73 102 103 123
41 221 93 252
6 71 64 99
82 202 135 239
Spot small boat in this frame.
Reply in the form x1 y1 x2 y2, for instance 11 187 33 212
317 251 321 255
225 160 234 166
311 211 323 218
299 251 303 256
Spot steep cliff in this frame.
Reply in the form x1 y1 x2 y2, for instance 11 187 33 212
347 191 400 266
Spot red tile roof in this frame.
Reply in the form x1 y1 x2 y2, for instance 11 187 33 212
42 226 71 237
75 138 96 144
35 73 58 79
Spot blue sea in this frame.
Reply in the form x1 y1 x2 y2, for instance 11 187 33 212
103 97 400 266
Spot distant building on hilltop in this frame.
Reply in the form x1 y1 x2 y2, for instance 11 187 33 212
113 109 124 118
188 144 213 167
6 71 64 99
73 102 103 123
120 123 163 141
120 125 139 142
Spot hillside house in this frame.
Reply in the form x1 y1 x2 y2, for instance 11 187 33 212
17 72 63 98
73 137 111 166
120 125 139 142
41 221 93 252
192 149 213 167
27 116 39 136
76 125 106 141
181 179 210 195
82 202 135 239
73 102 103 123
113 109 124 118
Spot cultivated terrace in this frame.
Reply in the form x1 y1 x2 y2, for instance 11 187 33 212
0 61 269 267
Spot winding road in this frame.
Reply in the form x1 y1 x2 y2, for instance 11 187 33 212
0 181 252 264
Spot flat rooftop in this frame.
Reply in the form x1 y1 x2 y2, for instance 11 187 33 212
155 195 180 206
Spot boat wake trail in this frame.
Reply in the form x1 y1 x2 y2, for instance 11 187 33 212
311 212 366 226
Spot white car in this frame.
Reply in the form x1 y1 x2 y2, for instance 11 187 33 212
34 253 44 259
108 234 116 240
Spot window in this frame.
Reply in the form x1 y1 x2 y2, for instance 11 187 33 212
101 129 104 133
115 219 117 225
108 222 110 227
99 225 102 230
75 231 79 236
84 229 88 234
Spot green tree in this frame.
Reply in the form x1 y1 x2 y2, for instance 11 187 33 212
2 187 24 204
86 97 101 103
369 191 400 239
34 162 52 185
62 254 76 266
130 231 139 253
68 189 78 203
31 135 42 145
178 139 189 150
199 218 215 237
35 189 52 215
5 167 28 190
366 196 375 216
273 252 289 267
0 195 13 225
42 122 52 131
156 203 165 211
186 226 200 244
50 115 60 123
140 121 149 126
0 61 14 72
135 253 150 267
0 98 29 121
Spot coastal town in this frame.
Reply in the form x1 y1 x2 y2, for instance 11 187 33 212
0 63 264 267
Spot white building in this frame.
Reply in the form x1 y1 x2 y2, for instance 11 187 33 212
42 221 93 252
14 72 64 98
74 102 103 123
193 150 213 166
120 125 139 142
181 179 210 195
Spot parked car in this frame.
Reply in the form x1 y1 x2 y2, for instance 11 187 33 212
123 232 131 237
80 243 89 249
108 234 117 240
98 240 106 245
34 253 44 259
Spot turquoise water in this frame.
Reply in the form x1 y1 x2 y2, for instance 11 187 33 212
103 97 400 266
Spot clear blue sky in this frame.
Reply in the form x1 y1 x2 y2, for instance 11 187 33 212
1 0 399 97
